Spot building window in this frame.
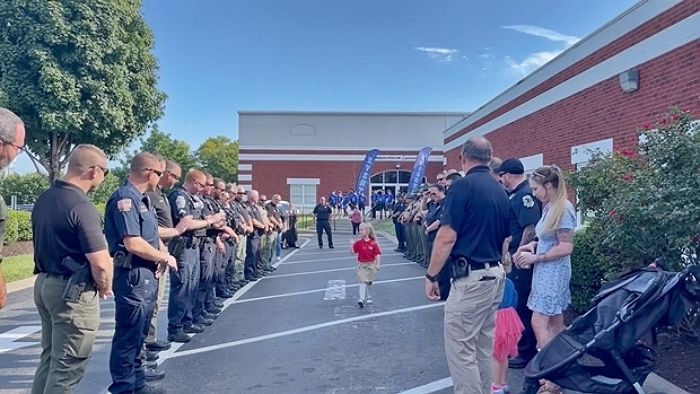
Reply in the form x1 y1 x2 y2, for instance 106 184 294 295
287 178 320 214
571 138 613 229
370 170 412 195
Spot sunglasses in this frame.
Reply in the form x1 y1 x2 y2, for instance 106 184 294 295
236 192 246 195
167 172 181 181
145 168 163 177
91 165 110 176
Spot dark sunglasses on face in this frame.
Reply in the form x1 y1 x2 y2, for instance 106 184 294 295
145 168 162 177
91 165 109 176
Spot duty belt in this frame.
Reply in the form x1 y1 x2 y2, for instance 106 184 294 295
451 256 500 280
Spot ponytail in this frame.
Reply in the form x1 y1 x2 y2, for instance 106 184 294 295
531 165 568 233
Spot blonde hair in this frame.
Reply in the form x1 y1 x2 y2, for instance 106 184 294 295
530 165 568 233
359 222 376 241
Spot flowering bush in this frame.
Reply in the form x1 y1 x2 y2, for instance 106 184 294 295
570 108 700 275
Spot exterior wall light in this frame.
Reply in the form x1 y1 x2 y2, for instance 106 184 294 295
619 68 639 93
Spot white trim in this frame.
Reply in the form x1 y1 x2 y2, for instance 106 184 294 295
238 164 252 171
444 12 699 151
397 377 453 394
443 0 680 139
571 138 614 165
237 174 252 182
287 178 320 185
240 153 444 162
239 184 252 191
240 145 445 152
519 153 544 172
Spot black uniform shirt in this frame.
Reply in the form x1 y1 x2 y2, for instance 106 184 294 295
441 166 511 263
425 200 443 242
265 202 282 223
169 186 206 237
507 180 542 254
31 180 106 275
313 203 332 221
146 186 174 228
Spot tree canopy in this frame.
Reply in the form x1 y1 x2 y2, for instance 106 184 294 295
0 0 165 181
196 136 238 183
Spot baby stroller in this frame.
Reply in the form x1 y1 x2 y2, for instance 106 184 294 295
522 263 700 394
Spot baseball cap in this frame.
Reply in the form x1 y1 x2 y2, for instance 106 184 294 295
495 158 525 175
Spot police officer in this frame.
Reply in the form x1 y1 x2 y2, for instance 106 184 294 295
167 169 221 342
391 195 406 253
263 194 283 269
424 184 448 299
312 196 333 248
213 180 240 298
31 145 112 394
244 190 267 281
0 108 26 309
424 137 511 394
231 185 253 288
496 158 542 368
105 152 178 394
144 159 191 356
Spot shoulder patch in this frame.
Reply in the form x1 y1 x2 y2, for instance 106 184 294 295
522 195 535 209
117 198 133 212
176 195 187 209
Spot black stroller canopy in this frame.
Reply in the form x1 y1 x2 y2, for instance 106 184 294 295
524 265 700 394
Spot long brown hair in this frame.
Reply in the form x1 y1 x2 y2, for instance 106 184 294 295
360 222 377 241
530 165 568 233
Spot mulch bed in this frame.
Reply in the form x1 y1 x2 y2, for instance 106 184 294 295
2 241 34 257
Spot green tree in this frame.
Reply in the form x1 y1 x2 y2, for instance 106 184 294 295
0 0 165 181
196 136 238 182
0 173 50 204
137 126 197 171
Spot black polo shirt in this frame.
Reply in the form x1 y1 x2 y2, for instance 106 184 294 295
313 203 332 221
507 180 542 254
146 186 174 228
440 165 511 263
425 200 443 242
32 180 106 275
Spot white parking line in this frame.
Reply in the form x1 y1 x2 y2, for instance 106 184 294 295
167 302 445 359
396 377 453 394
262 262 414 279
233 276 424 304
281 253 401 265
156 237 310 366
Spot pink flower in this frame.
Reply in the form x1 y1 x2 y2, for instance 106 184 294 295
659 117 668 126
608 209 618 218
641 122 651 130
623 172 634 183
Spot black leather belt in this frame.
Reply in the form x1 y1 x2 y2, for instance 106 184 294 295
44 272 71 280
469 261 500 271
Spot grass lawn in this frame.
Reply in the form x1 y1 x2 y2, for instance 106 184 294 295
371 219 396 237
1 254 35 283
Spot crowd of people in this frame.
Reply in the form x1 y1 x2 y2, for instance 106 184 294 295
0 107 307 394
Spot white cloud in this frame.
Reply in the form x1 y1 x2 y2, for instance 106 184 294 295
414 47 459 62
505 50 563 76
502 25 580 46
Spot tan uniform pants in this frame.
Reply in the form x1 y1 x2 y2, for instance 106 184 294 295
444 265 505 394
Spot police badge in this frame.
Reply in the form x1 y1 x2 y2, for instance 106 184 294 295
522 195 535 208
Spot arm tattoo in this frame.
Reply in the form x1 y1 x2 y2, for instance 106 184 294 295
556 228 574 243
520 225 536 246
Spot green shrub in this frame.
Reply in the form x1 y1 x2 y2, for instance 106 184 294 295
0 173 50 205
571 224 610 313
4 210 31 245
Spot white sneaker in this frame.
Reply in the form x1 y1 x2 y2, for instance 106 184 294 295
366 296 373 304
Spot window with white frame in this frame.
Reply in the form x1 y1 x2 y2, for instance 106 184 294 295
571 138 613 229
287 178 320 214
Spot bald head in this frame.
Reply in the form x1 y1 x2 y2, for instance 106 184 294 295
461 137 492 164
67 144 108 176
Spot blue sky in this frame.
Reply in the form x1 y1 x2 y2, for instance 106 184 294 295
12 0 638 173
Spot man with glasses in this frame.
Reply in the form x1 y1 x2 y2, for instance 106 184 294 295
495 158 542 369
167 169 222 342
0 108 26 309
231 186 253 289
143 159 191 374
436 172 447 187
31 145 112 393
105 152 179 394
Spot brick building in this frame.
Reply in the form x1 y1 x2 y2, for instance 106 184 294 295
238 0 699 214
237 112 467 212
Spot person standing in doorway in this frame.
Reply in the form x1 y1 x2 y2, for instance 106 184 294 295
313 196 334 249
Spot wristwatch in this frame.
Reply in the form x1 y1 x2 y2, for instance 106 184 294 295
425 272 438 282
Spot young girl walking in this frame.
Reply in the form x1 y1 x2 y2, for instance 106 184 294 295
350 207 362 235
492 255 525 394
350 222 382 308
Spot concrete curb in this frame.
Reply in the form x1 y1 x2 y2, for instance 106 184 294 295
6 274 36 293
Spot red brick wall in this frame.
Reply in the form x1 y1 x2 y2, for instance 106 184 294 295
243 160 444 200
445 0 698 144
446 41 700 170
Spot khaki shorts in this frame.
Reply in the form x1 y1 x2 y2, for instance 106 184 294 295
356 262 378 283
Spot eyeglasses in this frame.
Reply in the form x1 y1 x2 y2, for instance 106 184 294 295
194 180 206 188
167 172 181 182
145 168 163 177
91 165 109 176
0 139 25 152
236 192 246 195
206 183 215 187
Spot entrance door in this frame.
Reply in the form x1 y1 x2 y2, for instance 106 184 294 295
369 170 411 195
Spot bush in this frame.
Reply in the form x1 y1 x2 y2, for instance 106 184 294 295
4 210 31 245
569 108 700 273
0 173 49 205
570 224 610 313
